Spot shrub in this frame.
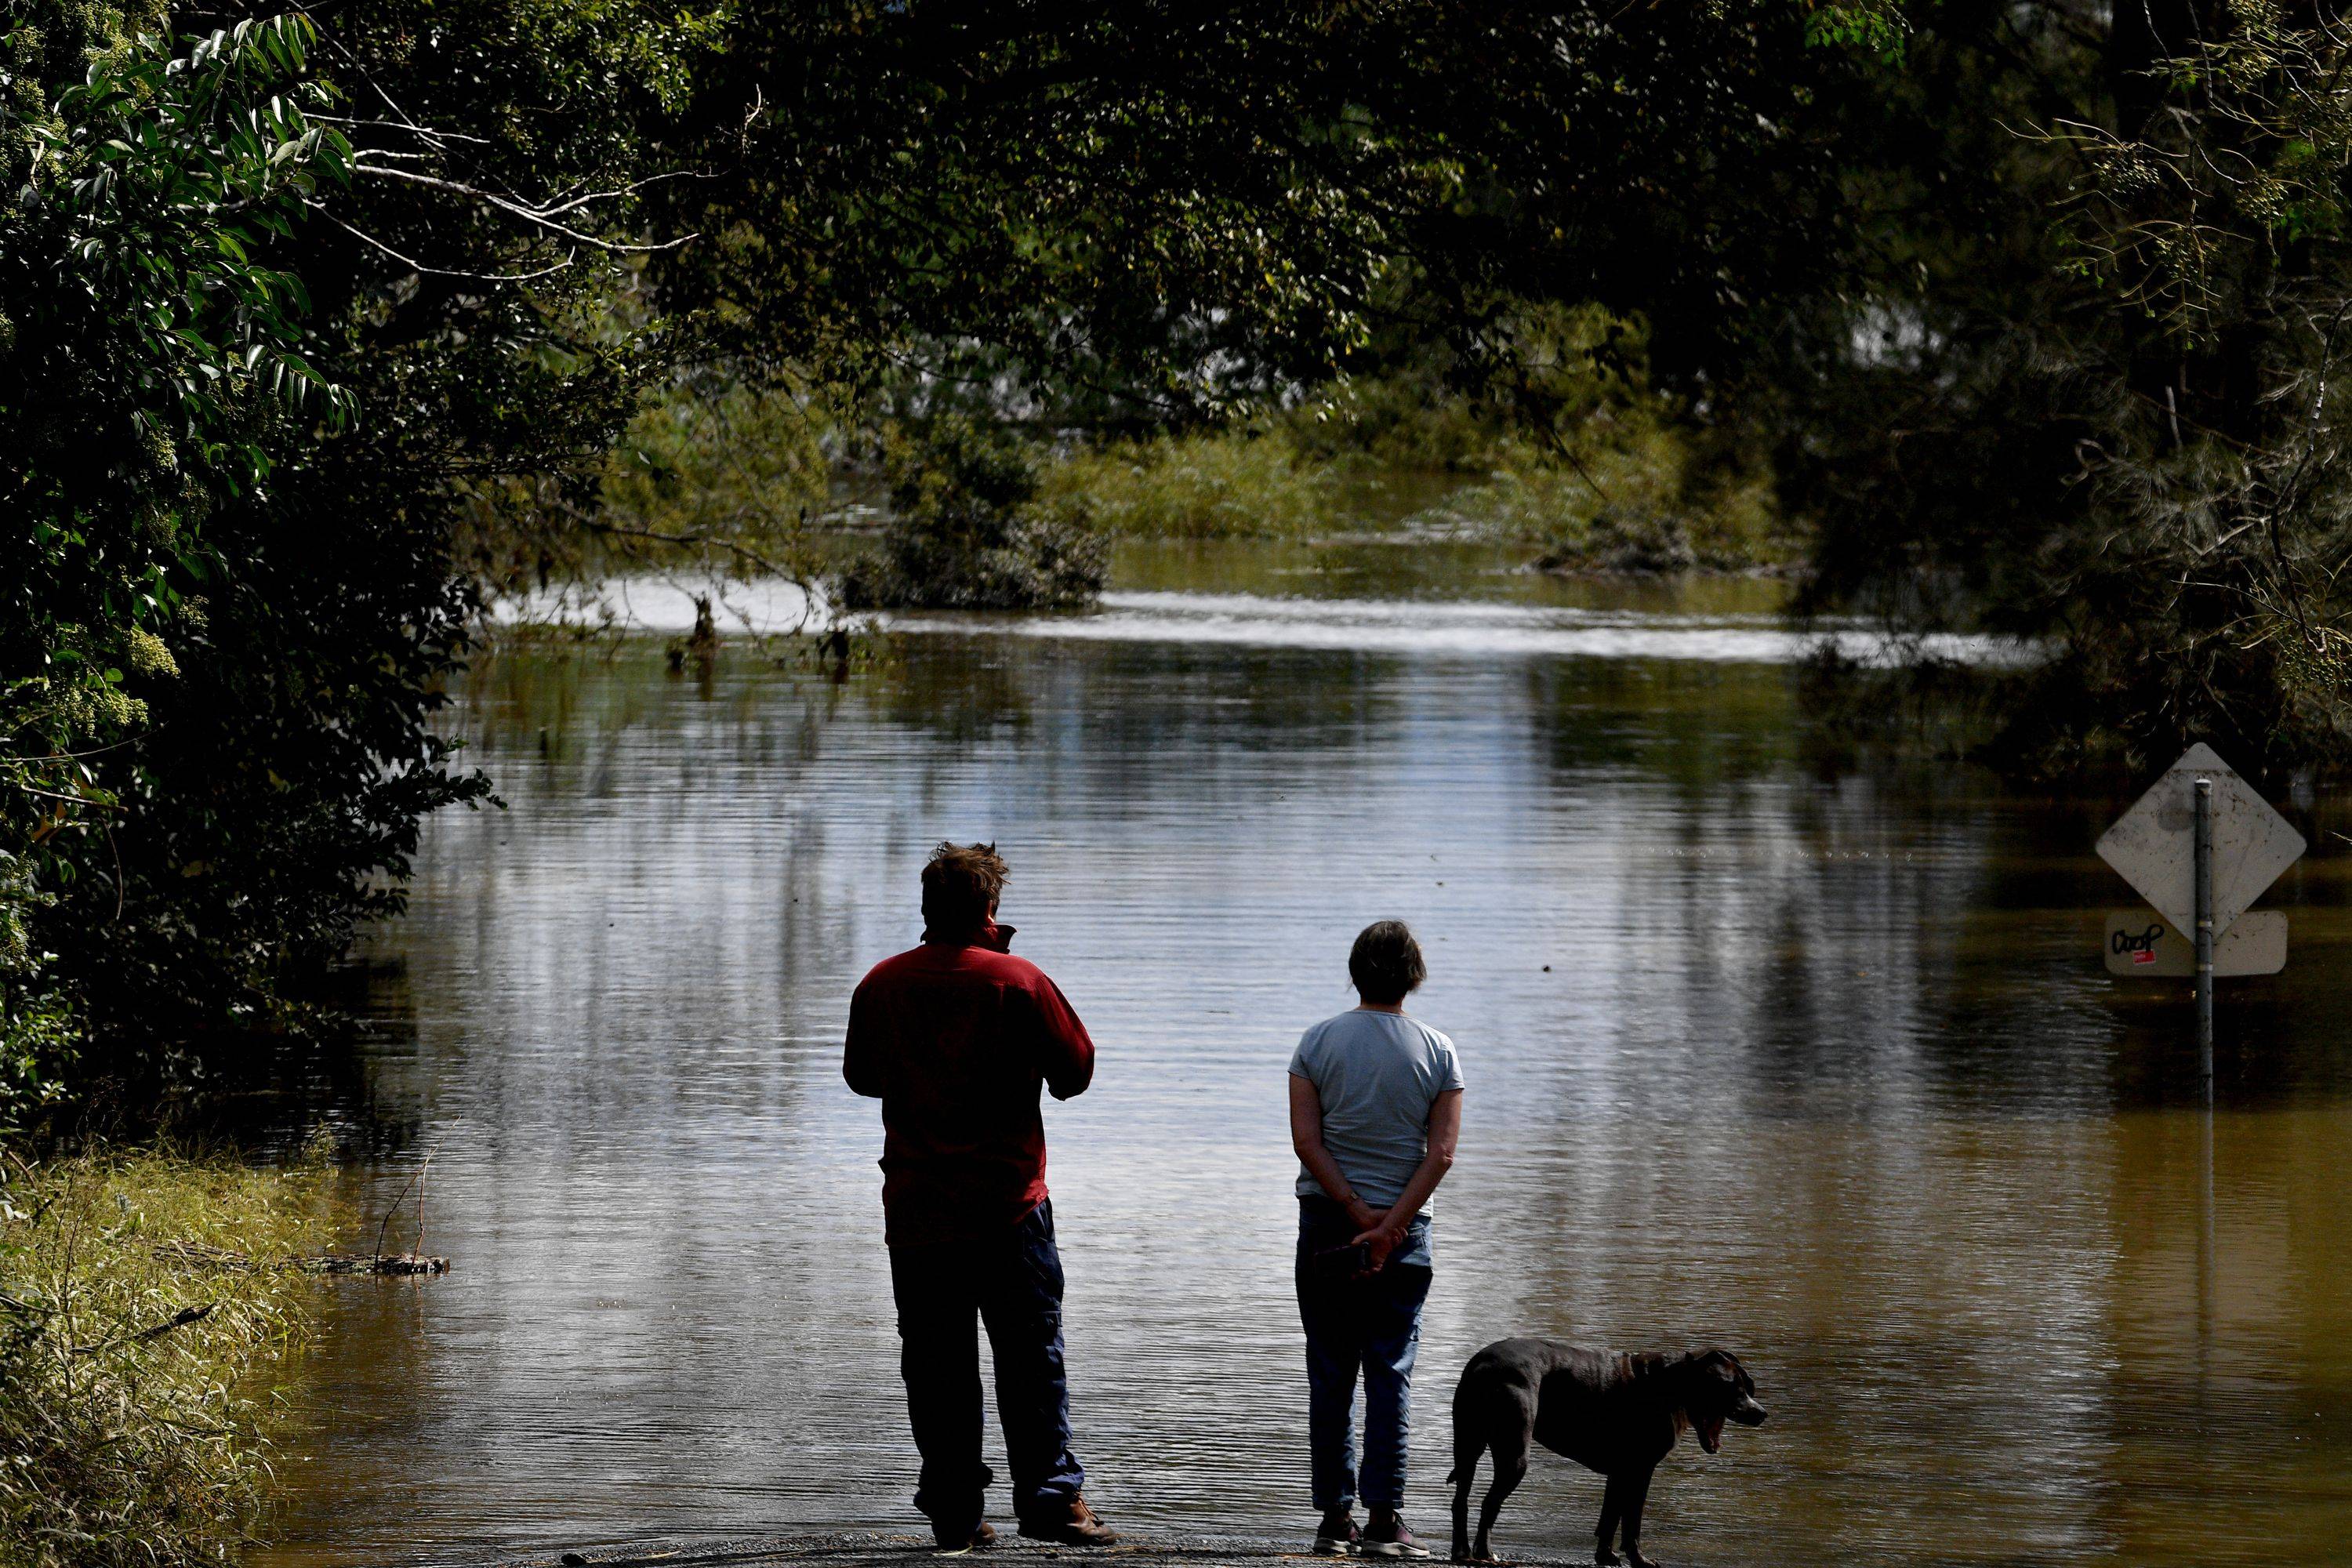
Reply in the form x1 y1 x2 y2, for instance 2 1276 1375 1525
589 378 837 577
1279 375 1502 474
834 420 1105 610
1039 427 1337 539
1446 425 1792 573
0 1146 329 1567
0 855 70 1135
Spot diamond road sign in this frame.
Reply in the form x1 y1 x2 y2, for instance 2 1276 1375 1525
2096 743 2305 938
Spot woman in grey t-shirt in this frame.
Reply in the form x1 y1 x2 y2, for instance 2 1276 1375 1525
1287 920 1465 1559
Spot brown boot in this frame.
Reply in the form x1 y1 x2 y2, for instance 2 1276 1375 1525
932 1522 996 1554
1018 1494 1118 1546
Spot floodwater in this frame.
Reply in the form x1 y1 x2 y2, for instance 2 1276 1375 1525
258 543 2352 1567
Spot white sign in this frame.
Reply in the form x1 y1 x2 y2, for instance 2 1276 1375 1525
2096 742 2304 938
2103 910 2288 977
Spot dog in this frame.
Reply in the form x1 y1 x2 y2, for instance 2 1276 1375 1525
1447 1339 1766 1567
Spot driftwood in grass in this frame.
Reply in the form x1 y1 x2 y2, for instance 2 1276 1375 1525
143 1151 453 1279
307 1252 450 1276
151 1240 452 1275
293 1148 452 1274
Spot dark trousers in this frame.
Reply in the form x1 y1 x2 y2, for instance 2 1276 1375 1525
1296 1196 1433 1513
887 1200 1084 1530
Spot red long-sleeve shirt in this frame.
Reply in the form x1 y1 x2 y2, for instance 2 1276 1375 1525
844 923 1095 1246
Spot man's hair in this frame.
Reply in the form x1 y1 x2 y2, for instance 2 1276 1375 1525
922 841 1009 931
1348 919 1426 1004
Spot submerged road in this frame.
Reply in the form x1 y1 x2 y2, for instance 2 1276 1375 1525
456 1535 1592 1568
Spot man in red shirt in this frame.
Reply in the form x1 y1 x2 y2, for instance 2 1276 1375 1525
845 842 1116 1551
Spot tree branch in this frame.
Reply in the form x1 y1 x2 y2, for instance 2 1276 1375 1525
302 199 578 281
346 162 700 255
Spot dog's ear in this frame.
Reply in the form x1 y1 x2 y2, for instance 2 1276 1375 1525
1683 1349 1744 1394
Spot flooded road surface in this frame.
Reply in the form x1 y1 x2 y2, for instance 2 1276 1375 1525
259 570 2352 1567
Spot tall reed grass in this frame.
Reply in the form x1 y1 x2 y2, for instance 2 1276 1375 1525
1040 430 1338 539
0 1147 329 1567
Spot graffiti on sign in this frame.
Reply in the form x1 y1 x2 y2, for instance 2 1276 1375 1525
2100 910 2288 978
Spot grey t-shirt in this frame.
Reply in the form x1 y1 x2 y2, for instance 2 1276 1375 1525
1289 1008 1465 1208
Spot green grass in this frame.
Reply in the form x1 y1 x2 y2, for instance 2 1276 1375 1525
1439 427 1795 572
1029 315 1798 568
521 317 1801 580
0 1146 331 1568
1034 414 1796 570
1039 428 1339 539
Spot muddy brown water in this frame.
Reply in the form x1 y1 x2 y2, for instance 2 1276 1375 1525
256 548 2352 1567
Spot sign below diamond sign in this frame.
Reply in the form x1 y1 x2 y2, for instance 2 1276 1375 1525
2096 743 2305 939
2103 910 2288 978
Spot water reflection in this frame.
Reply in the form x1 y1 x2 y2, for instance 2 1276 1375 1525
258 617 2351 1567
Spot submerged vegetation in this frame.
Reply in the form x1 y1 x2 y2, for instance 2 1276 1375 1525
0 1147 328 1566
581 306 1797 586
1029 337 1792 568
1038 428 1341 543
836 421 1105 612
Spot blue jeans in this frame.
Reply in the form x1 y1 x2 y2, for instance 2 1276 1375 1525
887 1200 1085 1530
1295 1196 1434 1512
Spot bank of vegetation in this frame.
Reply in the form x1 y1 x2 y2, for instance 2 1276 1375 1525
579 304 1797 597
1029 332 1791 574
0 1146 329 1567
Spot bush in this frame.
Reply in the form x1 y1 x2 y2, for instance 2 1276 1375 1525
0 855 71 1134
606 381 831 535
1040 428 1338 539
834 420 1105 610
1446 426 1791 573
0 1146 329 1567
1279 373 1503 474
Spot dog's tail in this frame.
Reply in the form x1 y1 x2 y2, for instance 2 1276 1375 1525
1446 1394 1482 1488
1446 1444 1479 1488
1448 1368 1484 1490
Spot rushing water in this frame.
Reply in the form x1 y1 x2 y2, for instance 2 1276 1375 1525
258 552 2352 1567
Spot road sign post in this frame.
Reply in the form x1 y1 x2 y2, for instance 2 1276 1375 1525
2195 775 2214 1098
2096 742 2303 1085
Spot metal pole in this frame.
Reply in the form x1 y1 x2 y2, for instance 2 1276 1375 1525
2199 1081 2216 1362
2194 775 2215 1100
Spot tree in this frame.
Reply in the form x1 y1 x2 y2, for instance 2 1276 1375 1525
659 1 1888 407
834 418 1105 612
2 6 356 1111
1783 0 2352 777
615 0 1895 602
2 1 713 1105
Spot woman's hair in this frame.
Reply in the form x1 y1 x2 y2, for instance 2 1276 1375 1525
1348 918 1426 1004
922 841 1009 931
